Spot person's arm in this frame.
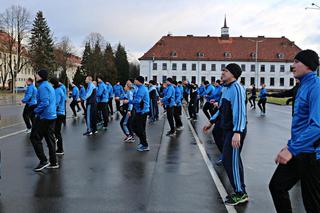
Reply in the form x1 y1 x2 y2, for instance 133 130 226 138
267 88 294 98
161 87 173 103
128 91 134 111
34 87 50 115
231 85 246 133
56 90 61 108
22 86 31 103
288 86 320 156
85 83 94 100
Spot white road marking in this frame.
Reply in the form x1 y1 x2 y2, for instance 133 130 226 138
0 129 27 140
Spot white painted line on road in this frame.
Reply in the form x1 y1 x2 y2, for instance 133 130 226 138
0 129 27 140
184 112 237 213
0 122 24 130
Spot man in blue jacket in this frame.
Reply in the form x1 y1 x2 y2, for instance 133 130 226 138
30 69 58 171
203 63 248 205
161 77 176 136
269 50 320 212
83 76 97 136
203 80 215 120
21 78 37 133
59 80 67 125
97 76 109 130
106 81 114 116
198 82 206 108
49 77 66 155
79 83 86 114
258 83 267 116
132 76 150 152
113 81 124 112
70 82 80 118
173 80 183 130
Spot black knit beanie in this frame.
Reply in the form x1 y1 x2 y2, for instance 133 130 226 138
294 49 319 71
37 69 49 81
225 63 242 79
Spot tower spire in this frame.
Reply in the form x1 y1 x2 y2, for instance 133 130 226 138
224 14 227 28
221 14 229 39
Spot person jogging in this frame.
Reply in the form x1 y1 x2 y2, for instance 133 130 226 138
203 80 215 120
120 83 135 143
79 84 86 114
203 63 248 206
148 80 158 123
96 77 109 130
70 82 80 118
113 81 124 113
30 69 58 171
83 76 98 136
106 81 114 116
21 78 37 133
258 83 267 116
132 76 150 152
161 78 176 136
49 77 66 155
269 49 320 213
173 80 183 130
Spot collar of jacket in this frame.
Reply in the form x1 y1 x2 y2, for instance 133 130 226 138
298 71 316 84
224 80 237 87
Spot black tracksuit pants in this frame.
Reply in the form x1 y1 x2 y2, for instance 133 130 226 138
203 102 214 120
23 104 36 129
132 113 148 147
269 153 320 213
258 98 267 113
249 96 256 108
97 102 109 127
80 100 86 113
166 106 175 132
85 103 97 132
108 98 114 115
70 100 78 116
55 114 65 152
30 118 57 165
173 106 183 128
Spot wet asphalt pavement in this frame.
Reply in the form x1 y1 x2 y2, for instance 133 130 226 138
0 100 306 213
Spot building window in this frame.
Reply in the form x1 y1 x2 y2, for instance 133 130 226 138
250 77 255 85
172 76 177 81
221 64 226 70
240 77 245 85
182 63 187 71
201 76 206 83
280 78 284 86
277 53 284 59
162 75 167 83
197 52 205 57
211 76 216 83
152 76 157 82
145 77 148 81
172 63 177 70
153 63 157 70
241 64 246 71
280 65 285 72
261 65 265 72
170 51 177 57
251 64 255 72
162 63 167 70
201 64 206 71
270 65 275 72
251 52 256 59
192 63 196 71
270 77 275 86
260 77 265 85
182 76 186 81
191 76 196 83
211 64 216 71
224 52 231 58
290 78 295 86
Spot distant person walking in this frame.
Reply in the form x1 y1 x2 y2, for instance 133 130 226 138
258 84 267 116
248 84 256 109
21 78 37 133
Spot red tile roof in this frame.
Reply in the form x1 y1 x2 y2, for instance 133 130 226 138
139 35 302 62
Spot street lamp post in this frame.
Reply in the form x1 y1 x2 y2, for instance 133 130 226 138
248 39 264 87
305 3 320 10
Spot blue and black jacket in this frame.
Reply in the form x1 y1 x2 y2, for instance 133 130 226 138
259 88 267 99
174 86 182 107
288 72 320 158
97 81 109 103
210 81 246 133
198 85 206 97
55 85 66 116
71 86 79 101
22 84 37 106
85 82 97 104
79 86 86 101
205 84 215 102
34 81 57 120
161 84 175 107
113 84 124 98
132 84 150 114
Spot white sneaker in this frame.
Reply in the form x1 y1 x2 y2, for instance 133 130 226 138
25 129 31 134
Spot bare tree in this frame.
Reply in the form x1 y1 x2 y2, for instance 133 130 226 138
85 32 105 49
0 5 31 93
54 36 74 86
0 52 10 89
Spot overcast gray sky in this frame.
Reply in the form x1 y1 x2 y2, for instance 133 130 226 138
1 0 319 62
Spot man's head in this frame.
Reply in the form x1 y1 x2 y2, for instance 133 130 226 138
178 81 182 85
166 77 173 85
85 76 92 84
36 69 49 82
71 82 75 87
293 49 319 78
215 80 221 87
172 80 178 87
97 76 103 83
135 76 144 85
26 77 34 85
49 77 59 88
204 80 210 86
222 63 242 84
261 83 266 88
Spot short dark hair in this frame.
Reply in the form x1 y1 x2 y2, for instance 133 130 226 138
204 80 209 85
27 77 34 83
216 80 221 85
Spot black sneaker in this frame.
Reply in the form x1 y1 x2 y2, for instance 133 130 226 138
225 193 249 206
47 163 60 169
56 150 64 155
34 161 50 172
83 131 93 136
166 131 176 136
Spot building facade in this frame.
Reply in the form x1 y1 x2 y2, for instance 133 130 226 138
139 18 302 89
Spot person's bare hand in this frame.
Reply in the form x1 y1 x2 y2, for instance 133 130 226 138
275 147 292 165
232 133 241 148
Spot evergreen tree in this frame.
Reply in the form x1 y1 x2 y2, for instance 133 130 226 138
29 11 55 75
81 42 91 76
103 43 117 84
91 41 103 80
115 43 129 84
73 67 86 85
129 63 140 79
